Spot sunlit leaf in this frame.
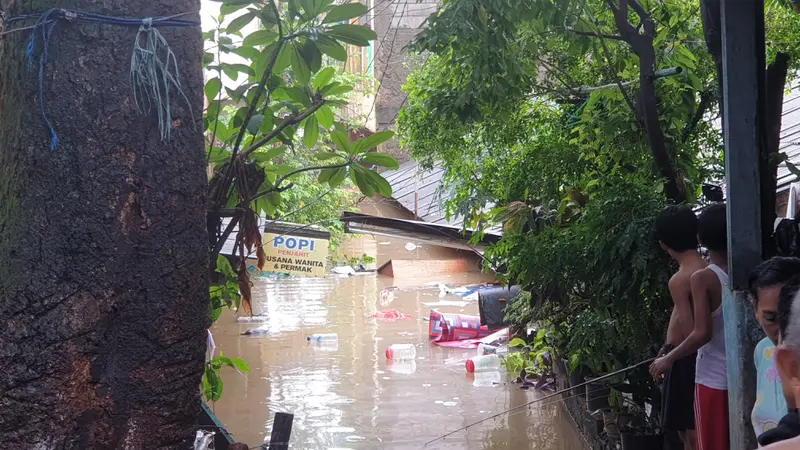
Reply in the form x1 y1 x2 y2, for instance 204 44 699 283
314 152 341 161
313 67 336 91
360 152 399 170
316 106 335 129
353 130 395 153
303 115 320 148
231 357 250 373
243 29 279 47
323 2 368 24
321 84 353 96
234 46 261 61
227 11 256 34
330 130 353 153
326 24 377 46
205 77 222 102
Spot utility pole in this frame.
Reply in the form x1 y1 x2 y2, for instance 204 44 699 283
720 0 766 448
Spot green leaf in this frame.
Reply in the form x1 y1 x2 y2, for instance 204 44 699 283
316 36 348 61
321 84 354 96
203 52 215 66
326 24 377 46
265 191 282 211
227 11 256 34
323 2 368 24
300 0 334 18
251 146 286 163
203 367 223 402
275 42 293 72
290 42 312 85
360 152 399 169
243 29 279 47
315 152 341 160
353 130 395 153
247 115 264 135
509 338 528 348
351 166 375 196
316 106 335 129
787 160 800 178
234 46 261 61
258 111 275 134
216 255 236 277
207 147 232 164
301 40 323 73
303 116 320 148
318 167 335 183
205 77 222 102
210 306 223 323
331 130 353 153
313 67 336 91
231 357 250 373
363 169 392 197
329 166 347 186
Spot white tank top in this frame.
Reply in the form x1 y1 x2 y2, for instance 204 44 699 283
695 264 728 390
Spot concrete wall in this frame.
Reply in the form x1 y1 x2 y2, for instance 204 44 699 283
371 0 438 163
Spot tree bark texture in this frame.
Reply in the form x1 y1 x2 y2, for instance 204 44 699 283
610 0 684 203
0 1 208 449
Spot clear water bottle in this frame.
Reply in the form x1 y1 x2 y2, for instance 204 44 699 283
387 360 417 375
307 333 338 343
477 343 498 356
472 370 503 387
466 354 501 373
385 344 417 360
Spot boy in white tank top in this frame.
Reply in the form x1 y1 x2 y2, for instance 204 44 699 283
651 203 729 450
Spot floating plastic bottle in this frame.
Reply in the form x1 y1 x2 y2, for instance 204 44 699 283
477 343 498 356
307 333 338 343
472 370 503 387
385 344 417 360
466 354 501 373
387 360 417 375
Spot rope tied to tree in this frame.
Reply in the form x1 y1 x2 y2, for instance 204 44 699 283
3 8 200 150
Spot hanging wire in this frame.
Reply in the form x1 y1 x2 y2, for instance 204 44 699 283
3 8 200 150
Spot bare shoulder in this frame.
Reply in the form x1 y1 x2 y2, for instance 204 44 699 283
690 267 717 287
668 272 689 292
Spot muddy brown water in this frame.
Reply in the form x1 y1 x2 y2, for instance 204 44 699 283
210 273 586 449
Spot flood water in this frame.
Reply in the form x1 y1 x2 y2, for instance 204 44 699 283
210 273 586 449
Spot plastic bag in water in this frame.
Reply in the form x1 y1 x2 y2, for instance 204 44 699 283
193 430 215 450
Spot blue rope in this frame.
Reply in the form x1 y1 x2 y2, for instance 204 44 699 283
4 8 200 151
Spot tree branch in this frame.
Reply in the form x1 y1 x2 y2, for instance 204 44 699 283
241 101 326 157
250 162 350 202
569 29 624 41
682 91 712 143
596 36 637 114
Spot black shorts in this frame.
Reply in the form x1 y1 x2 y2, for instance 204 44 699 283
661 350 696 431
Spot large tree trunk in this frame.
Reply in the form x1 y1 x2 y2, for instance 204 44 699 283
0 1 208 448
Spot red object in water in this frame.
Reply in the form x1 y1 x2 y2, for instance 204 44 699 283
371 309 412 321
385 347 393 359
466 359 476 373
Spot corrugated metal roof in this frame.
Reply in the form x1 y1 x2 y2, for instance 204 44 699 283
381 160 458 227
777 83 800 192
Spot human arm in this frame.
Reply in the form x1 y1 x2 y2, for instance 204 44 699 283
650 269 715 377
